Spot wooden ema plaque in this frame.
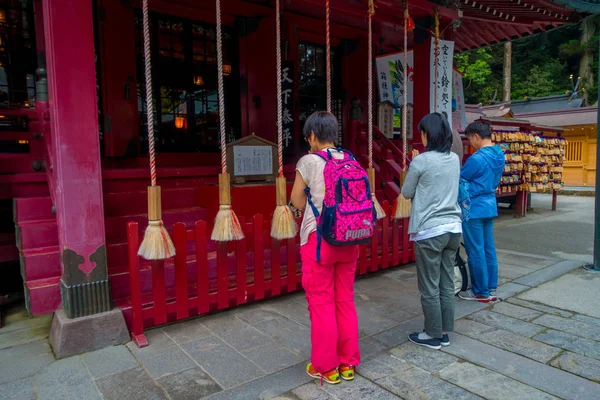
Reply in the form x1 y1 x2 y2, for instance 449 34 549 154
226 133 278 184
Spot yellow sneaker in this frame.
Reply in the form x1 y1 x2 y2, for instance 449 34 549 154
306 363 341 385
339 364 356 381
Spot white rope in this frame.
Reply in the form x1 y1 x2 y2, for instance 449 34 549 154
326 0 332 112
142 0 156 187
367 1 374 169
276 0 283 176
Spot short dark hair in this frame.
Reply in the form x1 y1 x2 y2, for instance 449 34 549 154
303 111 338 144
465 121 492 139
417 113 453 153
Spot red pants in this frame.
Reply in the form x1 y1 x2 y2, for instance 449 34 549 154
300 232 361 373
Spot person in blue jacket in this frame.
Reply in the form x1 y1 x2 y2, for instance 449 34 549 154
458 121 505 303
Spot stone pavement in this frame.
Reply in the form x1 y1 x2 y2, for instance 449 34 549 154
1 249 600 400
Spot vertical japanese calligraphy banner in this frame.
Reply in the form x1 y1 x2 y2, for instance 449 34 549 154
430 39 454 130
452 68 467 132
376 51 414 137
281 61 294 155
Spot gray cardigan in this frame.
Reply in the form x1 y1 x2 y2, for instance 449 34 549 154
401 151 462 234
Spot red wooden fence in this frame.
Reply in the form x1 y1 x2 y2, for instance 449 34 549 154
127 201 415 347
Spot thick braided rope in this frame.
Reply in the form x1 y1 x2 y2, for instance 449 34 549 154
367 1 374 169
276 0 283 176
326 0 332 112
402 7 408 170
142 0 156 187
216 0 227 173
433 9 439 113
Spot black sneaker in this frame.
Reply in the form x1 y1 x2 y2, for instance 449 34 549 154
408 332 441 350
440 334 450 346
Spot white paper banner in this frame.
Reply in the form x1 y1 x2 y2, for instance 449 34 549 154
452 68 467 132
376 51 414 132
430 39 454 130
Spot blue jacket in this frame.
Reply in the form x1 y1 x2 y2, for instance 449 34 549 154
460 145 505 219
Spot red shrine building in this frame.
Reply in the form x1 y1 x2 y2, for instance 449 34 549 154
0 0 582 352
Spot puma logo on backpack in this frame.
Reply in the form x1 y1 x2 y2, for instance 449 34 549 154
305 149 376 261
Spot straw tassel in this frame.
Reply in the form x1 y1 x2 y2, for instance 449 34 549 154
138 186 175 260
211 173 244 241
271 177 298 240
368 168 386 219
394 170 412 219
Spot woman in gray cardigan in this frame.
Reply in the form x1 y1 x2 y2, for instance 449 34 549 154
401 113 462 350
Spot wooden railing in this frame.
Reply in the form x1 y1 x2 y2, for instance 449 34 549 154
126 201 414 347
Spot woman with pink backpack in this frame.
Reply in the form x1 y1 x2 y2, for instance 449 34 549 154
290 111 374 384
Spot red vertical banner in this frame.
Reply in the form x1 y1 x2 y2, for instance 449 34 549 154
236 217 247 306
286 237 296 292
271 238 281 296
216 241 229 310
152 259 167 325
174 223 189 320
127 222 147 347
253 215 265 300
195 221 209 314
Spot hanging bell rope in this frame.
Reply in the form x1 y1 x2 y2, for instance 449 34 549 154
271 0 298 240
394 1 413 220
325 0 332 112
367 0 385 220
211 0 244 241
138 0 175 260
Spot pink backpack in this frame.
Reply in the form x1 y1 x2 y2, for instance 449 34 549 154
305 149 376 261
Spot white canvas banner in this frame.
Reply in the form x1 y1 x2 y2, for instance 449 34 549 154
452 68 467 132
376 51 414 133
430 39 454 130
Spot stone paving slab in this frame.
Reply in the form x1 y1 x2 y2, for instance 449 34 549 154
33 356 101 400
241 342 305 374
281 383 334 399
82 345 139 379
491 301 543 322
0 323 50 350
0 352 55 385
443 333 600 400
0 339 52 363
201 313 274 351
518 268 600 318
181 335 265 389
358 337 388 361
439 361 558 400
532 314 600 341
372 315 423 348
155 367 222 400
571 314 600 327
95 366 167 400
550 352 600 383
456 322 562 363
513 260 582 288
498 264 537 280
466 310 546 338
132 342 196 379
204 362 311 400
0 378 35 400
533 330 600 361
360 354 480 400
505 298 574 318
162 319 213 345
494 282 530 298
319 375 399 400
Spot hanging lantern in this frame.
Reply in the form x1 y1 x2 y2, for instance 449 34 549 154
223 64 232 76
194 75 204 86
174 115 185 129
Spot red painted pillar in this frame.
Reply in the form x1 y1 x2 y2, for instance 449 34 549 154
42 0 111 318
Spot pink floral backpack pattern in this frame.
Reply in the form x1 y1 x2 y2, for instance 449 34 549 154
305 148 376 261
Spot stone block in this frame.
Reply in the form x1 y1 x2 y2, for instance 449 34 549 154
0 323 50 350
132 344 196 379
241 343 304 374
454 319 496 336
201 313 273 351
126 329 174 357
505 298 573 318
534 330 600 360
0 378 35 400
82 345 139 379
0 339 52 363
492 301 543 321
513 260 581 288
532 314 599 340
443 333 600 399
162 319 212 344
551 352 600 383
156 367 222 399
288 383 334 399
49 308 129 359
572 314 600 327
181 336 264 388
467 310 545 337
0 352 55 385
372 315 423 348
495 282 530 298
439 361 558 399
389 342 459 373
320 375 398 399
33 356 101 400
358 337 388 361
95 367 166 400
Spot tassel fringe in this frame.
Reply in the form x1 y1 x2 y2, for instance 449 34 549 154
211 205 245 241
138 220 176 260
394 194 412 219
372 193 386 219
271 205 298 240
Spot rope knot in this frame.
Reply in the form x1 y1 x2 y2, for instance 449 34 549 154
148 220 164 227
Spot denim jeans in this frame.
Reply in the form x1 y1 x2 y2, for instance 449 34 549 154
462 218 498 297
